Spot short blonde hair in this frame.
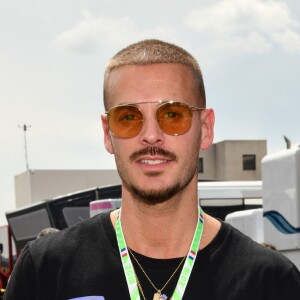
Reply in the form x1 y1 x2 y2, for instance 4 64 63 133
103 39 206 109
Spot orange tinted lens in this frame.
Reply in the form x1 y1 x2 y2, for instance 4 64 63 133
156 102 192 135
108 105 143 138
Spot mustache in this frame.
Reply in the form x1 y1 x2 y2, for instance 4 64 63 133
129 146 178 162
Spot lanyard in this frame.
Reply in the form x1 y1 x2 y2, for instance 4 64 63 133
115 206 204 300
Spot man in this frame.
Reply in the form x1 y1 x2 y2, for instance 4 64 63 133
5 39 300 299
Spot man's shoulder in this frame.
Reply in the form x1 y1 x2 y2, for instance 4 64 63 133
194 220 300 299
28 212 110 257
220 221 297 272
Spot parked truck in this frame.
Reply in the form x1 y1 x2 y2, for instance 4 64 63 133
226 147 300 269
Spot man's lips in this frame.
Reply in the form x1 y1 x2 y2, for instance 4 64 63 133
130 146 177 163
139 158 170 165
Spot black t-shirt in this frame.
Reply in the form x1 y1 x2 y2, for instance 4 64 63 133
5 212 300 300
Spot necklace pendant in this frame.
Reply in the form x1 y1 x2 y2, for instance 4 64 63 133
153 291 167 300
153 292 160 300
153 291 161 300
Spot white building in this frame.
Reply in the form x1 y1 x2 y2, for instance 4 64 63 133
14 169 121 208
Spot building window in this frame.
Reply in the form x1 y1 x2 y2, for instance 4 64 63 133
198 158 204 173
243 155 256 170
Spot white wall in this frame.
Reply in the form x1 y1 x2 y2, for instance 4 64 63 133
14 169 121 208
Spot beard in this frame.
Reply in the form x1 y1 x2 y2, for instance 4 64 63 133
123 168 196 205
116 146 198 205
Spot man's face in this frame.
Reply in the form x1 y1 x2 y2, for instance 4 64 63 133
102 63 214 204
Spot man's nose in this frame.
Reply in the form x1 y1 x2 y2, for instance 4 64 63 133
138 110 165 146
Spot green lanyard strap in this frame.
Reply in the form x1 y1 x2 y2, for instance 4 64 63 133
116 206 204 300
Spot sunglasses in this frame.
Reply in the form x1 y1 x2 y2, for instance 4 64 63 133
105 101 204 139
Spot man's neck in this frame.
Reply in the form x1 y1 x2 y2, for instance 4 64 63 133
110 185 221 259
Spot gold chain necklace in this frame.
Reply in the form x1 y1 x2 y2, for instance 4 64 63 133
128 248 186 300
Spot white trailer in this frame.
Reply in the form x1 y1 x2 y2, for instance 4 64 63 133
226 147 300 269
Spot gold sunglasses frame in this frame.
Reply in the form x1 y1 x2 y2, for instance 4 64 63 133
105 100 204 138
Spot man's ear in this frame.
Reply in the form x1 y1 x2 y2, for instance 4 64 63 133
200 109 215 150
101 114 114 154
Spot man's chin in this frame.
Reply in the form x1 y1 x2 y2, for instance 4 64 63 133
143 171 162 177
128 183 182 205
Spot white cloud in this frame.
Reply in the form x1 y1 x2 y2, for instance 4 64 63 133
53 10 137 55
185 0 300 56
203 31 271 58
53 1 300 63
271 28 300 53
53 10 180 56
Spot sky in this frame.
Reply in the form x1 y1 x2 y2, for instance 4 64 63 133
0 0 299 224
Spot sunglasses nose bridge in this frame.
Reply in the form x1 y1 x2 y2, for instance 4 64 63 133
137 105 165 142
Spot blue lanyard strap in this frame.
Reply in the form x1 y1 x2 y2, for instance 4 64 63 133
115 206 204 300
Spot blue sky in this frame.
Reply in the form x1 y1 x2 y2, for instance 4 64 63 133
0 0 299 224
